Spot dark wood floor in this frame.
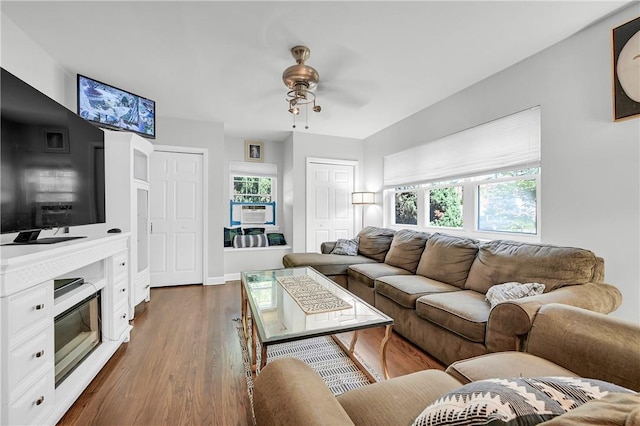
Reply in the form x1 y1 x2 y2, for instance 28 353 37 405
58 282 443 425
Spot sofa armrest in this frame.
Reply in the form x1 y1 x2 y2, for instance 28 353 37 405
526 303 640 392
321 241 337 254
253 358 354 425
485 282 622 353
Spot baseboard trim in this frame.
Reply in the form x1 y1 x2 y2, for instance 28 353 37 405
224 273 241 282
205 276 225 286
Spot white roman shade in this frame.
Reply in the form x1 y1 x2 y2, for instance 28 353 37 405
229 161 277 177
383 107 541 187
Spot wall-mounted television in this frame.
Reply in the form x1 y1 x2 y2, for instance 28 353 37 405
77 74 155 139
1 68 106 243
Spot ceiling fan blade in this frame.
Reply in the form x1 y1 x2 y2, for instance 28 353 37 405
318 79 380 109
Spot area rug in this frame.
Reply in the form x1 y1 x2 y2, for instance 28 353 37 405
234 318 381 423
276 275 352 313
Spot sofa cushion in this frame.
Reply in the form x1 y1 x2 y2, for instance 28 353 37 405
445 352 579 384
282 253 377 277
337 369 462 426
348 263 411 289
356 226 396 262
375 275 461 309
540 393 640 426
384 229 430 273
413 377 635 426
416 291 489 343
465 240 598 294
415 233 478 288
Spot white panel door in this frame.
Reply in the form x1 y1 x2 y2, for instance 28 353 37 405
150 151 203 286
306 161 355 252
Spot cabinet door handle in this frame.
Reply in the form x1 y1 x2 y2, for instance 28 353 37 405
34 304 45 310
145 285 150 289
121 313 127 319
35 396 45 405
121 262 126 266
35 350 45 358
120 288 126 293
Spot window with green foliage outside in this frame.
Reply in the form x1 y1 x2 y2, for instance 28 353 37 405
478 178 537 234
391 168 539 236
395 190 418 225
233 176 273 203
428 186 463 228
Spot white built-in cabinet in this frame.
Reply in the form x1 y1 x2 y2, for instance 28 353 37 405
0 234 131 425
105 130 154 316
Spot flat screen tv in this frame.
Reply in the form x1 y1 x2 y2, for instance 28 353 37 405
1 68 106 243
77 74 155 139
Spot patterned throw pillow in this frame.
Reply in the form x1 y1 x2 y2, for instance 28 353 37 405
485 281 546 308
233 234 268 248
243 227 266 235
224 227 242 247
331 237 359 256
266 233 287 246
413 377 634 426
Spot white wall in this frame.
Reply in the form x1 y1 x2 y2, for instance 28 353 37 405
287 133 364 252
364 5 640 323
1 13 75 109
153 117 224 282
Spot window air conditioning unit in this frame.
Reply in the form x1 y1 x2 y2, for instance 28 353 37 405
241 205 267 224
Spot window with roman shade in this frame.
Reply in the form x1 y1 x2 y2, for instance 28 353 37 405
383 107 541 239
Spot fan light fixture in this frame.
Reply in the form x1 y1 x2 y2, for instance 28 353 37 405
282 46 321 129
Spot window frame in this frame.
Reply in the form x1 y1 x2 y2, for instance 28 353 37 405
385 168 541 242
229 172 278 226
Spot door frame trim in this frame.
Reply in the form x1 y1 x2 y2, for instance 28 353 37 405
305 157 359 252
152 145 209 286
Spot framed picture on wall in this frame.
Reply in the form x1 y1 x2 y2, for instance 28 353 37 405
612 15 640 121
43 128 70 153
245 140 264 162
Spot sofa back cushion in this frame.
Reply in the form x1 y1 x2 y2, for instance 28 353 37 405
356 226 396 262
384 229 430 273
415 233 479 288
465 240 598 294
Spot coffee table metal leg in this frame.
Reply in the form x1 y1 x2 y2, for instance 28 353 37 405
251 316 257 373
241 284 248 340
380 324 393 380
349 330 359 353
260 344 268 372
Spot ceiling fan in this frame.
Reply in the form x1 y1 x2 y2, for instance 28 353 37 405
282 46 321 129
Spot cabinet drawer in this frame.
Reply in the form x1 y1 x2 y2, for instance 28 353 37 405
113 278 128 307
112 251 128 281
112 300 130 338
8 283 52 343
8 326 53 394
8 370 54 426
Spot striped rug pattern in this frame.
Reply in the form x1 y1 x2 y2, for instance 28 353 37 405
234 319 380 423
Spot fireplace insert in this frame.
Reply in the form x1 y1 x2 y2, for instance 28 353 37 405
54 291 102 386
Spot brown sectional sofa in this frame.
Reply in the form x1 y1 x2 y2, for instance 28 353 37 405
253 304 640 425
283 226 622 365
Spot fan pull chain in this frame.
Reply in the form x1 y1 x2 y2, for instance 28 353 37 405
305 104 309 129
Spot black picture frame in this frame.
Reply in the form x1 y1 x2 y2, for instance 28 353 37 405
612 16 640 121
43 128 70 153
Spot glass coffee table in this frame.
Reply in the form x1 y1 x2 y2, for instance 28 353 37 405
241 267 394 380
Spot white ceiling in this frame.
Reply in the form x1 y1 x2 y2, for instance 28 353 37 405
1 1 629 141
